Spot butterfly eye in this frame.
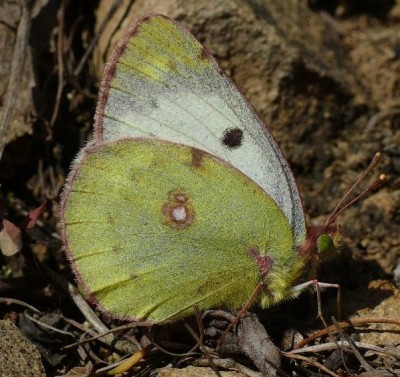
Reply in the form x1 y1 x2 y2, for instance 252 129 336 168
317 233 333 252
221 128 244 149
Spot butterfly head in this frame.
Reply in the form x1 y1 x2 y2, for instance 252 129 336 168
298 152 385 267
298 224 341 264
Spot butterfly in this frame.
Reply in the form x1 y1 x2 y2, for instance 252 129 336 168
60 14 341 322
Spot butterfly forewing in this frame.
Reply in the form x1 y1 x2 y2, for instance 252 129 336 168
95 14 306 242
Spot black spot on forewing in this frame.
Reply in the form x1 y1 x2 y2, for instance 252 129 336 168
222 128 244 149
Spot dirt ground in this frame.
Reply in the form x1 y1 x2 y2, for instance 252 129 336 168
0 1 399 376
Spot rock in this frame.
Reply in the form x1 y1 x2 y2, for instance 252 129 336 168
0 319 46 377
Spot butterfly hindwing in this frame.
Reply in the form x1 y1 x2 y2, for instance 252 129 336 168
62 139 304 321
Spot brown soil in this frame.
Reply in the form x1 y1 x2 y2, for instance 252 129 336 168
0 0 399 376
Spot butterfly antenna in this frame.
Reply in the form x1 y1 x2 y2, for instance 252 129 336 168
325 152 386 226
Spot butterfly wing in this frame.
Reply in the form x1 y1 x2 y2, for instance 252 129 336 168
94 14 306 243
61 140 304 322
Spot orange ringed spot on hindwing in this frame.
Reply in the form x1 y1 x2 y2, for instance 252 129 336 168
162 190 195 229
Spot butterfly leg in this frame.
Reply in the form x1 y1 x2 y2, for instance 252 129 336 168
293 280 342 326
216 281 265 349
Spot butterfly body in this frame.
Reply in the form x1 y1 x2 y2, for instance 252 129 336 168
61 14 339 322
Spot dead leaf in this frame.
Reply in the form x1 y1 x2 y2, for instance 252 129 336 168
0 219 23 256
